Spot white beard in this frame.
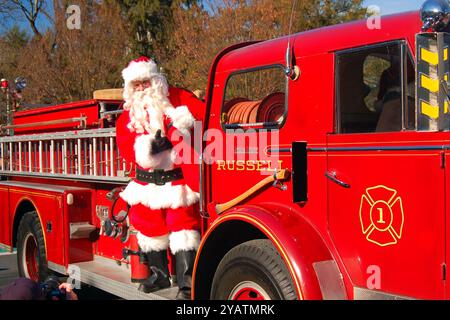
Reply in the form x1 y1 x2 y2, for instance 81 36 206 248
124 86 173 135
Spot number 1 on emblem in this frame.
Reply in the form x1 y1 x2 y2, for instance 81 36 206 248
377 208 385 224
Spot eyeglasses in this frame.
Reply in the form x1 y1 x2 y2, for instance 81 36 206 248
132 80 151 90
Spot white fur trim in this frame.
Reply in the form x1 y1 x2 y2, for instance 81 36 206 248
122 59 158 86
165 106 195 136
120 180 199 210
134 134 153 168
134 134 175 169
137 232 169 252
169 230 200 254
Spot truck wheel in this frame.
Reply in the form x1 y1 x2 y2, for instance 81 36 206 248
210 239 297 300
17 212 50 282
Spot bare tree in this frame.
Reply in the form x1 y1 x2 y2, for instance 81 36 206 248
16 0 132 104
0 0 49 36
163 0 366 92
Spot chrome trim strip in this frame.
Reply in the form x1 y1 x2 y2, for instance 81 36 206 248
269 145 450 154
70 256 177 300
354 287 412 300
48 261 68 275
313 260 347 300
325 145 446 152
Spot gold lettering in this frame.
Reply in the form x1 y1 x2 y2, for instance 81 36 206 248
217 160 226 170
277 160 283 169
377 208 385 224
236 160 246 171
246 160 256 171
217 159 283 171
256 161 266 171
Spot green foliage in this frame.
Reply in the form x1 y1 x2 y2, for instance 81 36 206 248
117 0 173 57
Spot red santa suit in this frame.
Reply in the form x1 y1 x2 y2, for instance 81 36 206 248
116 89 203 254
115 57 204 298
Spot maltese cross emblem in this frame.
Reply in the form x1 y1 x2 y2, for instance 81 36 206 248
359 185 404 247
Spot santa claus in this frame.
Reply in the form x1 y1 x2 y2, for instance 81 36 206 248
116 57 203 300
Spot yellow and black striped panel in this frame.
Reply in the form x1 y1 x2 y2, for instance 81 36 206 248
416 32 450 131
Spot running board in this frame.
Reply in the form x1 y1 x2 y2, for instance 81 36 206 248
70 256 178 300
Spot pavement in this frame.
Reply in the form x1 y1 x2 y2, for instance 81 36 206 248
0 253 117 299
0 252 19 289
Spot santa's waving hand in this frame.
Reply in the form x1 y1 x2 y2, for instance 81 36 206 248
116 57 204 300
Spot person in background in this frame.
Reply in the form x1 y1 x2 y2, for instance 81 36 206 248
0 277 78 300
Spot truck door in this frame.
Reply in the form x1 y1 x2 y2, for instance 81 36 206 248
205 63 289 215
327 40 445 299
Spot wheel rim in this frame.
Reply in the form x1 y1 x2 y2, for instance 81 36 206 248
22 233 39 281
229 281 271 300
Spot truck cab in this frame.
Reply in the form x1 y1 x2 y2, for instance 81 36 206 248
194 6 450 300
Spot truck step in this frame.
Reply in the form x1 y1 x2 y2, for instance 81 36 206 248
71 256 178 300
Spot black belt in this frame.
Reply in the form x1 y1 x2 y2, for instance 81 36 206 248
136 167 183 186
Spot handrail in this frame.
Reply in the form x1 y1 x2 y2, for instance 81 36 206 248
0 127 115 143
0 116 87 131
214 169 290 214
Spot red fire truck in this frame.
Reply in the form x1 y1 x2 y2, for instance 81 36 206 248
1 1 450 300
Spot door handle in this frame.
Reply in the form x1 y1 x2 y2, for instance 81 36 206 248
325 171 350 188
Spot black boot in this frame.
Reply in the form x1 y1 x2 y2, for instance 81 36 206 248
139 250 171 293
175 250 197 300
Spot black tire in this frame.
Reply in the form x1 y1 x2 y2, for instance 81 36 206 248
210 239 297 300
17 211 50 282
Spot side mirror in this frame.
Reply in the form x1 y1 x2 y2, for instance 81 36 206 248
14 77 27 92
420 0 450 31
284 43 300 81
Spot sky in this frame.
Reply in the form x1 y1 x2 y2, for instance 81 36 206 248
364 0 425 15
0 0 53 35
1 0 430 36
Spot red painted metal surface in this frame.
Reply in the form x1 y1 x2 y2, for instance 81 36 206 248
66 190 94 264
198 10 447 300
197 203 337 300
9 189 65 265
327 131 447 299
1 182 97 268
13 100 100 134
0 187 11 248
94 189 128 261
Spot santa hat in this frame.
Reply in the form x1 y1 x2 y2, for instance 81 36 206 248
122 56 159 88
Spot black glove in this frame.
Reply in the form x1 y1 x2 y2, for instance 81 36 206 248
150 129 173 155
